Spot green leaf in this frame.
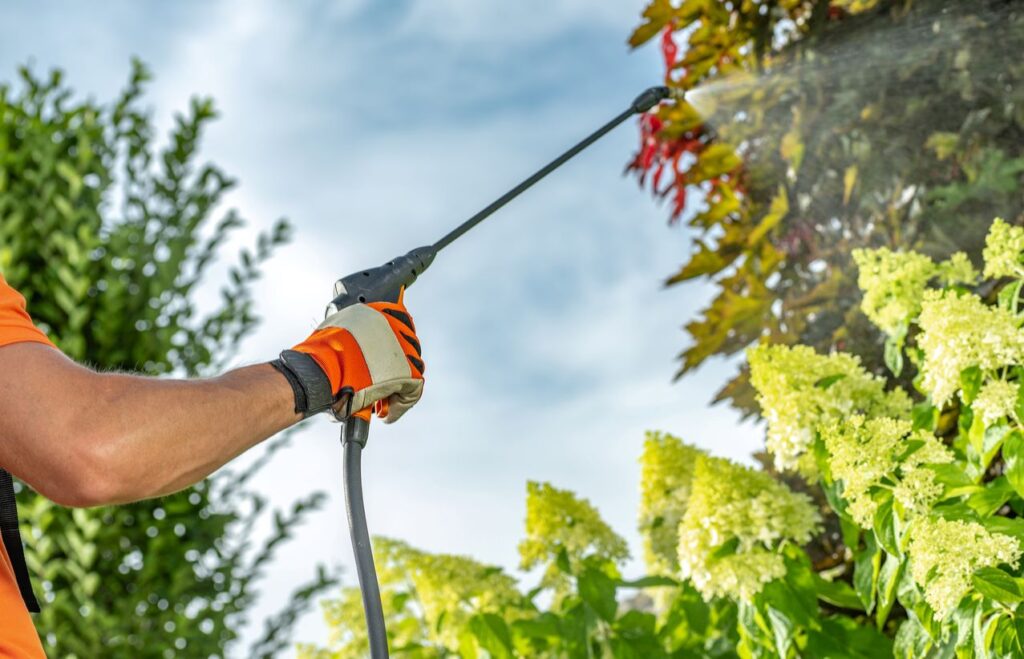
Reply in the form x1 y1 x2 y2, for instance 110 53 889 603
693 143 742 180
759 555 817 630
980 613 1008 656
1005 431 1024 498
511 613 560 641
926 463 980 498
468 613 514 659
854 535 881 614
813 574 864 611
668 239 734 283
982 516 1024 538
813 432 836 486
555 547 572 574
873 495 900 557
993 615 1024 656
1016 380 1024 421
926 131 960 160
814 373 847 389
983 423 1012 469
765 605 795 658
614 610 656 637
884 335 905 377
967 476 1014 517
911 403 938 432
708 536 741 561
876 553 903 629
617 575 678 588
998 279 1024 314
578 567 618 622
807 616 894 658
894 616 933 658
961 365 984 404
628 0 673 47
973 568 1024 604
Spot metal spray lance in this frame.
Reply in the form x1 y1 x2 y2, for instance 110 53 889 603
328 86 674 658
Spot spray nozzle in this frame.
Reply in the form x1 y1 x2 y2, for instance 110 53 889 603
630 86 670 113
630 86 688 113
667 87 688 102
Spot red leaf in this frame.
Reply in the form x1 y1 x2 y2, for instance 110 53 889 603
652 160 666 192
660 25 678 71
640 140 657 169
671 184 687 221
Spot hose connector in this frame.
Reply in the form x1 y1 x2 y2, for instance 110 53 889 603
631 86 670 113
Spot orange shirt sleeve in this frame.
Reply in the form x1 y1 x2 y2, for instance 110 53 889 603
0 273 50 658
0 274 54 349
0 543 46 658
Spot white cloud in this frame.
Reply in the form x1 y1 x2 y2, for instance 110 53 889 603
396 0 644 46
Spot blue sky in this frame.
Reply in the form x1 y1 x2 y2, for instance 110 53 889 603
1 1 761 654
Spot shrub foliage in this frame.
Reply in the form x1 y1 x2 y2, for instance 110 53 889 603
626 0 1024 415
0 62 333 658
303 221 1024 657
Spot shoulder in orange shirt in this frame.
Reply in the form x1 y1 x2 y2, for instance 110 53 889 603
0 272 51 658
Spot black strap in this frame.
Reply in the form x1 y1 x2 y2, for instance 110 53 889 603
0 469 40 612
270 350 337 416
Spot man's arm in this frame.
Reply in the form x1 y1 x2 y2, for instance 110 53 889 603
0 292 424 509
0 343 300 507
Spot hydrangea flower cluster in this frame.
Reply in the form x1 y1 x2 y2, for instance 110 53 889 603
939 251 979 287
307 537 523 657
677 454 820 601
908 518 1022 620
519 481 628 587
983 218 1024 280
638 432 701 573
972 379 1020 427
852 248 976 337
917 290 1024 406
748 344 912 475
377 538 522 647
821 416 953 526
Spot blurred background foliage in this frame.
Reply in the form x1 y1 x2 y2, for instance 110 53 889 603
0 61 335 658
627 0 1024 415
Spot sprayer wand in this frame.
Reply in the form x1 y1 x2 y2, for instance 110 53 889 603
333 85 670 658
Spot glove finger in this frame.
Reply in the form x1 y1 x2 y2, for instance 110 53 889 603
369 299 416 333
382 380 424 424
380 307 415 334
374 311 425 375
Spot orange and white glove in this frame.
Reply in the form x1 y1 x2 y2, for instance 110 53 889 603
270 291 424 423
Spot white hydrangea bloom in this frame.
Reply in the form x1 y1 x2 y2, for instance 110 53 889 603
908 518 1021 619
937 251 979 287
917 290 1024 407
687 551 787 602
677 454 820 601
822 416 953 527
983 218 1024 280
638 432 702 574
748 344 912 475
972 379 1019 427
853 247 938 335
893 468 945 518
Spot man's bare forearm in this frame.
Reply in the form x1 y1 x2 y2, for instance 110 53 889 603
88 363 302 502
0 343 301 506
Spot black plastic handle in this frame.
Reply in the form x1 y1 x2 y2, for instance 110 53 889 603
326 245 437 314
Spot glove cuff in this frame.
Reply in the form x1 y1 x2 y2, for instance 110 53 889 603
270 349 337 416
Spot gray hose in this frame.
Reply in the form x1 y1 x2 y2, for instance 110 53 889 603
342 417 389 658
